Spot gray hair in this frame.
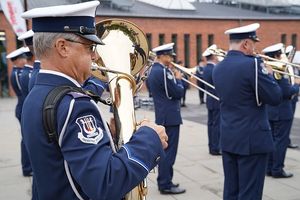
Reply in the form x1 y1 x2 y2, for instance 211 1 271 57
33 33 80 59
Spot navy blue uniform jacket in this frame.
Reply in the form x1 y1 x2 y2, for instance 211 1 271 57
20 65 33 97
203 63 219 110
21 70 165 200
28 61 41 91
212 50 282 155
267 77 299 121
147 62 184 126
10 67 24 121
83 76 107 96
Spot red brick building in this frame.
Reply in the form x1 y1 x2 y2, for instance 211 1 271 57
1 0 300 96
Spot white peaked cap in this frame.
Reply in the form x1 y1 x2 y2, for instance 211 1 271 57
18 30 34 41
152 43 175 55
262 43 284 53
22 1 100 18
285 45 294 54
225 23 260 41
6 47 30 59
202 44 217 57
152 43 174 52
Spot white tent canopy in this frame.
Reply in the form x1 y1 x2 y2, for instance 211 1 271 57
138 0 196 10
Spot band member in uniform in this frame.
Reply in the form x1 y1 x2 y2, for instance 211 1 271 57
21 1 168 199
285 45 299 149
19 30 41 92
18 30 37 177
195 58 206 104
262 43 300 178
147 43 186 195
202 45 221 155
213 23 282 200
7 47 31 176
18 31 36 98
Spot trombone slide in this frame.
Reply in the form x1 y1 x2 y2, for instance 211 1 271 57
181 77 219 101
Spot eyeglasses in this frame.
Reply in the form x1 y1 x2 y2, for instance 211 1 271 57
65 39 97 53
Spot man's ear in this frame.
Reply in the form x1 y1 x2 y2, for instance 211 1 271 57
54 38 69 58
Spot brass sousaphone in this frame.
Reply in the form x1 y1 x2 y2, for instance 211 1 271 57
92 19 149 200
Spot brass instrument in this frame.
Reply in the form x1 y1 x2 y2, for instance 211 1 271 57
92 19 149 200
170 62 220 101
209 48 300 80
258 54 300 80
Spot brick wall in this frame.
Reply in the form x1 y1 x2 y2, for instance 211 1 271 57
97 16 300 68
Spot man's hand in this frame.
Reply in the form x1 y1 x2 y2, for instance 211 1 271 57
174 69 183 79
140 120 168 149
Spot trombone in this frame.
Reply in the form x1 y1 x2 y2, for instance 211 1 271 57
170 62 220 101
209 48 300 79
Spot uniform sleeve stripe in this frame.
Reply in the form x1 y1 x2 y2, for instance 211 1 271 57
122 145 150 173
58 99 75 146
163 68 172 100
88 80 105 90
15 71 22 91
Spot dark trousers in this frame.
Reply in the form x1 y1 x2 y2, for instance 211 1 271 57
157 125 180 190
197 82 205 103
268 120 292 175
222 151 268 200
181 88 187 105
207 109 220 153
17 115 32 175
288 101 297 144
21 140 32 175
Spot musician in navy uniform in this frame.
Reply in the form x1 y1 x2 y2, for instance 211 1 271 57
7 47 31 176
262 43 300 178
202 45 221 155
195 59 206 104
21 2 168 199
285 45 299 149
147 43 186 195
18 31 36 98
22 30 42 92
213 23 282 200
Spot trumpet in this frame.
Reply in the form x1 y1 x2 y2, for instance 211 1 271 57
170 62 219 101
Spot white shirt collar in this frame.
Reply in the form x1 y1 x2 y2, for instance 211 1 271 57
39 69 81 87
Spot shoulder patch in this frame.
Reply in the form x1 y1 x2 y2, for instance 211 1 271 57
76 115 103 145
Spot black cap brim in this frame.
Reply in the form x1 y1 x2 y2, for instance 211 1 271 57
78 34 104 45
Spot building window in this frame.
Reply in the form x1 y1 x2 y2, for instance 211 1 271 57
196 34 202 64
146 33 152 50
208 34 214 46
281 34 287 45
159 34 165 45
292 34 297 48
184 34 190 67
171 34 177 54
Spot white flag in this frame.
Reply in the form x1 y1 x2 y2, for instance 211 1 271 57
0 0 27 36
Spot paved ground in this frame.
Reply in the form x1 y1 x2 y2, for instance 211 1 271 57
1 89 300 200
